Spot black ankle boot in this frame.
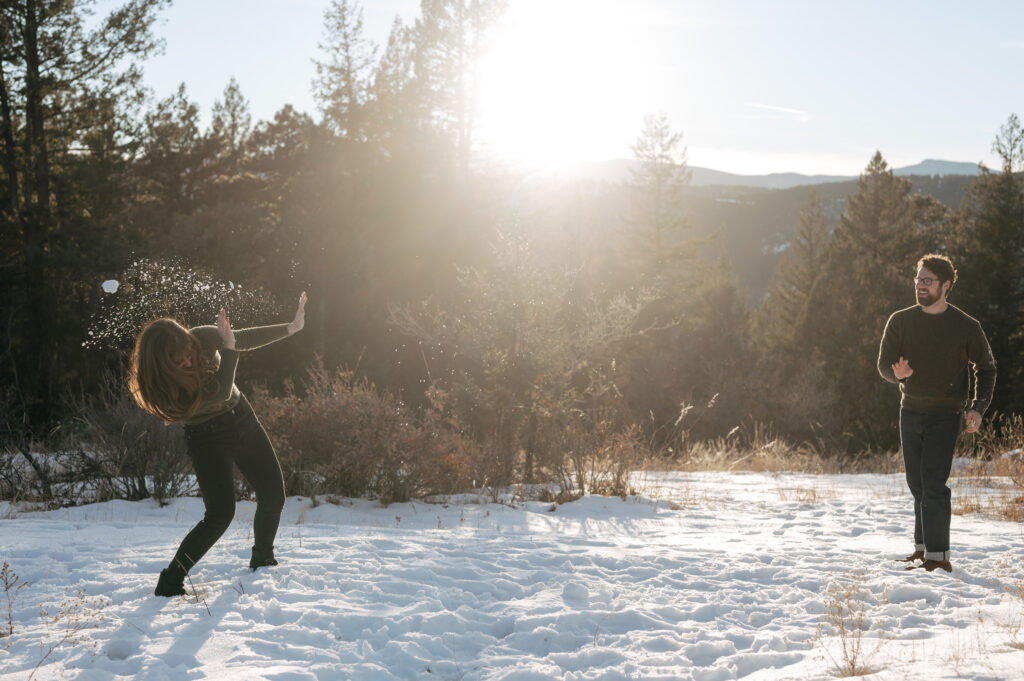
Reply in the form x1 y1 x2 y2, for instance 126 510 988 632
249 546 278 570
154 567 187 597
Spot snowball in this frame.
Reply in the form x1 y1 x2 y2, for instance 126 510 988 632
101 280 119 293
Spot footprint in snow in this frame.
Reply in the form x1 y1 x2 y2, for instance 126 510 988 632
562 582 589 604
103 638 136 661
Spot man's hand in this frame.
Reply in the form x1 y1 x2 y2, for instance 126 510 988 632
965 410 982 433
892 356 913 380
287 291 307 335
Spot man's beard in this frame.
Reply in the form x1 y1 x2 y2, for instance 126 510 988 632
916 288 939 307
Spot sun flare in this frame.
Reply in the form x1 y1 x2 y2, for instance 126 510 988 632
475 0 656 169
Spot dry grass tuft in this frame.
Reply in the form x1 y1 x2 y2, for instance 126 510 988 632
777 485 835 504
1 561 28 642
31 588 110 680
950 414 1024 522
818 570 886 677
995 555 1024 650
649 424 902 475
952 490 985 517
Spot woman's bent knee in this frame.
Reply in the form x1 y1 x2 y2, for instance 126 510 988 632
203 505 235 532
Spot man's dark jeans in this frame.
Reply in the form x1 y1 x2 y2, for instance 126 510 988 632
899 407 961 561
170 394 285 574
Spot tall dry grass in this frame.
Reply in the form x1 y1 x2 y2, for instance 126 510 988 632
645 420 902 475
950 413 1024 522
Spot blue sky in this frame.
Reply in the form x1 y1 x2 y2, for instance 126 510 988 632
140 0 1024 175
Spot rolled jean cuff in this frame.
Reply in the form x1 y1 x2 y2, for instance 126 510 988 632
925 550 949 561
915 544 926 552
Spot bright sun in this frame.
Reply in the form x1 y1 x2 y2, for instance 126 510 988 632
475 0 656 169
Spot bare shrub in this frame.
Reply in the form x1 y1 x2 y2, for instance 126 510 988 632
0 445 30 503
413 386 482 498
67 369 192 504
251 362 482 504
0 420 57 503
554 422 646 499
0 433 90 507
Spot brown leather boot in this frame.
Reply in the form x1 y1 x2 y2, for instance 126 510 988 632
920 559 952 573
898 550 925 562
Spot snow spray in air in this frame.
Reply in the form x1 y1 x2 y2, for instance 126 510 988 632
85 258 281 351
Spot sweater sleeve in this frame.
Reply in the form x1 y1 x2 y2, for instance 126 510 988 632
967 321 997 415
206 349 239 402
233 323 293 351
877 312 903 384
188 323 288 406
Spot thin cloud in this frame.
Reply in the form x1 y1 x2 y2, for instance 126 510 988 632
745 102 811 122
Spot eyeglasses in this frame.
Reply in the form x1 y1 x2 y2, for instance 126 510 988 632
913 277 940 286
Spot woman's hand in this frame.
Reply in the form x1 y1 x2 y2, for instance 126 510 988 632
217 308 236 350
288 291 307 335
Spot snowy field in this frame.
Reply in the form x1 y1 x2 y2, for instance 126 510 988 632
1 471 1023 680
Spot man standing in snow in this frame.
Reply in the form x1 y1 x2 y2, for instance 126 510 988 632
877 254 996 573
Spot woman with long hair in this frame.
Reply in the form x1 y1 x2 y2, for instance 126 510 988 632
129 292 307 597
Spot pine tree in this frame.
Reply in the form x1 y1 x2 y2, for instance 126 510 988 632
613 114 755 447
824 152 949 447
625 112 693 279
763 188 830 349
755 189 839 442
136 85 210 222
953 114 1024 414
314 0 376 141
210 77 252 161
0 0 169 427
411 0 508 167
367 18 416 158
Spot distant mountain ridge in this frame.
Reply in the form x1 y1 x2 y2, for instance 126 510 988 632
892 159 982 178
554 158 983 190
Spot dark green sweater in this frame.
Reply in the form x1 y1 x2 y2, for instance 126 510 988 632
185 323 292 425
877 304 996 415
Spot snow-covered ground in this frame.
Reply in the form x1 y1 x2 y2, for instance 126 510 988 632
1 471 1023 680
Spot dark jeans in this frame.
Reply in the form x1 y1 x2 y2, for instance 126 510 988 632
170 394 285 574
899 408 961 561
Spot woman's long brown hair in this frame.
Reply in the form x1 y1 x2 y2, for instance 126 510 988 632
128 318 212 423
